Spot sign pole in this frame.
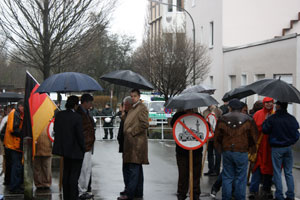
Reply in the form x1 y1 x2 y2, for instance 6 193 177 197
189 150 193 200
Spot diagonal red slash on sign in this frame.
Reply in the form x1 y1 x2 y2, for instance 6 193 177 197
178 120 204 145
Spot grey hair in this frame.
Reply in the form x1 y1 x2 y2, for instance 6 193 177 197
123 96 133 104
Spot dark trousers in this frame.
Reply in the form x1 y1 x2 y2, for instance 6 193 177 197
4 147 12 185
122 162 129 193
123 163 144 198
176 152 202 200
104 128 113 139
207 141 221 174
10 149 23 191
63 158 83 200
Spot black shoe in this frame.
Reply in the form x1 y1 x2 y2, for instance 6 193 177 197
79 192 94 199
204 171 213 176
210 187 218 198
284 198 295 200
117 195 133 200
10 188 24 194
102 137 108 139
209 172 219 176
120 190 126 195
248 192 257 200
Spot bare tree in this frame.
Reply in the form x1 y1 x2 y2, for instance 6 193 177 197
133 33 211 101
0 0 116 79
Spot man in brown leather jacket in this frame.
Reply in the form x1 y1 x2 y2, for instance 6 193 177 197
214 99 258 200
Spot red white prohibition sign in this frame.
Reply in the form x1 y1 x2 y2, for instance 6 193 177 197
173 113 209 150
47 118 55 142
206 113 217 139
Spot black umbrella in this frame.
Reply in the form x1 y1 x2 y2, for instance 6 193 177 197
0 92 24 103
181 84 216 95
36 72 103 93
100 70 154 90
222 85 255 102
246 78 300 103
165 93 219 110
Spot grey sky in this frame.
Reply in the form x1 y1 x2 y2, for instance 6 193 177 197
109 0 148 48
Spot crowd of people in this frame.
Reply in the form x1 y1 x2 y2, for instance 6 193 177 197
0 90 299 200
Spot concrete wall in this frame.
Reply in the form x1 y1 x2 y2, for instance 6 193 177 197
223 34 298 115
223 0 300 46
185 0 224 102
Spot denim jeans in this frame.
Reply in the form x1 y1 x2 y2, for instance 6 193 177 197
222 151 248 200
10 150 23 191
271 146 294 200
249 167 272 193
123 163 144 198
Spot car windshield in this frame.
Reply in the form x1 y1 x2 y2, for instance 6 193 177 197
149 102 164 112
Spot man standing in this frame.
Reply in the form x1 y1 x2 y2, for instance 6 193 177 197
214 99 258 200
76 94 95 199
203 105 222 176
262 101 299 200
101 103 114 139
52 96 85 200
117 96 133 197
118 89 149 200
4 100 24 193
249 97 274 199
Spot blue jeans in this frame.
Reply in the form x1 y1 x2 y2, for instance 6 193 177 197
123 163 144 198
10 150 23 191
271 146 294 200
222 151 248 200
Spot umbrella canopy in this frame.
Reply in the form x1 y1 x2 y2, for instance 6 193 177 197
246 78 300 103
100 70 154 90
165 93 219 110
36 72 103 93
181 84 216 95
222 85 255 102
0 92 24 103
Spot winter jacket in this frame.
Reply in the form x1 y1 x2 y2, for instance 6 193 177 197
214 111 258 154
4 108 24 152
52 109 85 159
262 109 299 147
123 102 149 164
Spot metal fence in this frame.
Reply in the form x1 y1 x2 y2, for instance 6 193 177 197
94 116 173 141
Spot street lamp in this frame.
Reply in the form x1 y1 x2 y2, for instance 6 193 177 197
148 0 196 85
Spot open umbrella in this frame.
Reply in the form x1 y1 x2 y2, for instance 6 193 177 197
165 93 219 110
222 85 255 102
100 70 154 90
36 72 103 93
246 78 300 103
0 92 24 103
181 84 216 95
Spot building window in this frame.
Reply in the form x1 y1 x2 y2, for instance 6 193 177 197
199 26 204 44
209 21 214 47
228 75 236 90
241 74 247 86
254 74 265 102
177 0 183 11
168 0 173 12
209 76 214 87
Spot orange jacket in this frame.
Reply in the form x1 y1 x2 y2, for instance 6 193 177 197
4 108 23 152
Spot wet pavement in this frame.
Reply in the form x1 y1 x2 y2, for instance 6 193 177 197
0 140 300 199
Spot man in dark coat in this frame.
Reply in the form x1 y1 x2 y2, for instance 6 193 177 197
52 96 85 200
262 101 299 200
117 96 133 197
101 103 114 139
